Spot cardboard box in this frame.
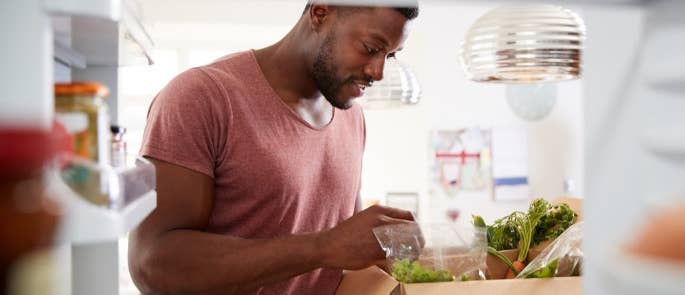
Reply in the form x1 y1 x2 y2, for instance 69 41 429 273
339 197 585 294
336 266 581 295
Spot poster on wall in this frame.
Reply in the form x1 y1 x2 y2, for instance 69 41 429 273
429 128 493 197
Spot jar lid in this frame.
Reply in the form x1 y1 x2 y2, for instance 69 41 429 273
54 82 109 97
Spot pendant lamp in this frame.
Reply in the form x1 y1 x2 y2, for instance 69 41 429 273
357 58 421 109
460 5 586 83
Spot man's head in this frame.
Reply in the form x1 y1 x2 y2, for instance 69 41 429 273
302 2 419 109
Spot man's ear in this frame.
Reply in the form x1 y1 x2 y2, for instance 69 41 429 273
308 4 332 32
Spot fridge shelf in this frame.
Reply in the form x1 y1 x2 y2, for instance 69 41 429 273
54 41 87 69
47 0 154 66
44 0 140 22
52 155 157 244
641 128 685 158
641 10 685 92
56 189 156 245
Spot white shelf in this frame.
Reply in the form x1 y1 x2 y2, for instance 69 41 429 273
643 53 685 91
52 155 157 244
56 188 156 245
45 0 125 22
54 41 86 69
599 248 685 295
641 127 685 158
47 0 154 67
641 2 685 91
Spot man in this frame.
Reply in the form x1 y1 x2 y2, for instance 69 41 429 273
129 1 419 294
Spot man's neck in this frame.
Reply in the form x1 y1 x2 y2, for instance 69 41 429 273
253 29 334 128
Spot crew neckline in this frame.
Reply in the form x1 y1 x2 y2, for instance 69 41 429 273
247 49 336 132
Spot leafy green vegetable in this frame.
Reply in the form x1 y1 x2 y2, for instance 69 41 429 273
472 215 486 228
460 274 471 281
479 199 576 252
475 214 518 251
391 259 455 283
486 213 520 251
524 258 559 278
533 203 577 245
512 198 549 262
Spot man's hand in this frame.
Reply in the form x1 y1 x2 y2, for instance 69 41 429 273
317 205 415 270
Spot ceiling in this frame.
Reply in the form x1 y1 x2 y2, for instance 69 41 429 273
139 0 646 25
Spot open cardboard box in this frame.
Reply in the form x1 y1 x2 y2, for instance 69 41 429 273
336 197 584 295
336 266 581 295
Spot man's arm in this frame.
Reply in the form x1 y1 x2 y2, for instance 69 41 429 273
129 158 413 295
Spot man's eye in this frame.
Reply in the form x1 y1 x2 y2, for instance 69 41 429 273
365 44 379 55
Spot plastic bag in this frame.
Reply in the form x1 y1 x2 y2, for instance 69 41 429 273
516 221 583 278
373 222 487 283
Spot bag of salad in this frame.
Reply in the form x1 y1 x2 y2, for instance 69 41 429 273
373 222 487 283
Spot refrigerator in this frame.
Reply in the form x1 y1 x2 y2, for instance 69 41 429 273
1 0 683 294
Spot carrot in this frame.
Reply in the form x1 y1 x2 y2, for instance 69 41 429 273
505 261 526 279
504 200 548 279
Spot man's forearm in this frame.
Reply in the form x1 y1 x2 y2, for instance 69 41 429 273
130 229 325 295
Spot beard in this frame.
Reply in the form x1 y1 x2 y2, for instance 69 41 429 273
312 32 355 110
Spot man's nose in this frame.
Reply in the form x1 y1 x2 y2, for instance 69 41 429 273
364 57 385 82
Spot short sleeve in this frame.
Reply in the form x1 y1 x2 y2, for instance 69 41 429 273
140 68 230 178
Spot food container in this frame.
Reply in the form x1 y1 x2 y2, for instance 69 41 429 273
54 82 110 165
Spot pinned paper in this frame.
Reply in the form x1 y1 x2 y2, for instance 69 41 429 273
492 127 529 201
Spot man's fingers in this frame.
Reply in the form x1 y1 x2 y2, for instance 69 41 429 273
379 216 416 226
377 206 414 221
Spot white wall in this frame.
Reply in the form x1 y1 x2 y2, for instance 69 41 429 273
361 2 585 222
129 0 586 223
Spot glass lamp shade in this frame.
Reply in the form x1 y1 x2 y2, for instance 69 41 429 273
460 5 586 83
506 83 557 121
356 58 421 109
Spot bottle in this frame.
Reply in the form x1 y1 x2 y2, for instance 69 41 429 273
110 125 127 167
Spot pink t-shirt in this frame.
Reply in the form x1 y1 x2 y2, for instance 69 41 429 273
140 50 365 294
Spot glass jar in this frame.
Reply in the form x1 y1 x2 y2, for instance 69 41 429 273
54 82 110 165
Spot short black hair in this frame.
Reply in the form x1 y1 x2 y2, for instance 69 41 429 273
303 1 419 20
